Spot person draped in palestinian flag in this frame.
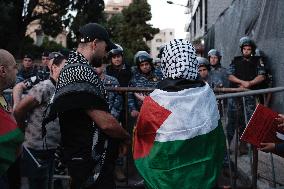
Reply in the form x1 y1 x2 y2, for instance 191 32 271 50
133 39 225 189
0 49 24 176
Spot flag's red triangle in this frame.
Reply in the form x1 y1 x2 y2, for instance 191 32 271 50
0 108 18 135
133 96 171 159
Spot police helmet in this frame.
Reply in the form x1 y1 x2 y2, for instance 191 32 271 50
197 57 210 71
153 58 161 66
208 49 221 58
239 36 256 49
108 44 123 59
255 48 265 57
157 44 166 58
134 51 153 66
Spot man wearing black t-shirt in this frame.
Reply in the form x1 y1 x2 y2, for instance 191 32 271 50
43 23 130 189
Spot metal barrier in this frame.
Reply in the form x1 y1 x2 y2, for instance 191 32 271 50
215 87 284 189
107 86 284 189
4 86 284 189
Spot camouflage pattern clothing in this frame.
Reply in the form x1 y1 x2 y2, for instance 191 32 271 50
24 79 60 150
226 96 256 144
154 67 164 79
226 56 266 144
102 75 123 120
106 63 132 87
16 65 38 84
37 65 50 81
208 64 229 88
17 65 50 91
21 78 60 189
128 71 161 112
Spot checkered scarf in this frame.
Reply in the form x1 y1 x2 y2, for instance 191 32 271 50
160 39 198 80
43 51 109 186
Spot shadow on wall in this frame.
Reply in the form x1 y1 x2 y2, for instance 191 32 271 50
204 0 284 112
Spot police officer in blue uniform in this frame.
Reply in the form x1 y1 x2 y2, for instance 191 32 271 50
227 37 266 155
106 44 132 87
197 57 210 82
128 51 161 118
207 49 229 88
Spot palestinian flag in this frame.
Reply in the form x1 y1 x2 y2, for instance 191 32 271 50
133 84 225 189
0 108 24 175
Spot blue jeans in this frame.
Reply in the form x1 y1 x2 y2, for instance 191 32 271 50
21 148 55 189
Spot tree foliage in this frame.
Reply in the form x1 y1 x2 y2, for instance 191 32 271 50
0 0 158 62
67 0 106 49
0 0 105 57
106 0 159 64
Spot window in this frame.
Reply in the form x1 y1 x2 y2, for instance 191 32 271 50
170 32 173 35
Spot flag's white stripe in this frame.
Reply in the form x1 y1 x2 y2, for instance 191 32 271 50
150 83 220 142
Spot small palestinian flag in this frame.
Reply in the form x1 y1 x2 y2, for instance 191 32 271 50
133 84 225 189
0 108 24 175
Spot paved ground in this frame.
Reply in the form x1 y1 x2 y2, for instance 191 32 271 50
237 150 284 189
223 132 284 189
19 149 283 189
115 150 284 189
20 132 284 189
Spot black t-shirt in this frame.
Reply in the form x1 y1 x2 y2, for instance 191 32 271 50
54 92 109 161
55 92 120 164
59 109 94 160
44 51 118 163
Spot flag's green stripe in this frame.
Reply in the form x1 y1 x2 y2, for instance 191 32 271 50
0 128 23 143
0 128 24 175
135 123 225 189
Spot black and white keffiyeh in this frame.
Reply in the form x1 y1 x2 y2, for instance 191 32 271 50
159 39 198 80
43 51 109 119
43 51 110 186
55 51 107 102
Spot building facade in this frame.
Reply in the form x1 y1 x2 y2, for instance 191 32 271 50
105 0 132 19
147 28 175 58
186 0 232 41
25 0 68 47
26 19 67 47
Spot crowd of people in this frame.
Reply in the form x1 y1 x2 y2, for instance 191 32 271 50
0 22 284 189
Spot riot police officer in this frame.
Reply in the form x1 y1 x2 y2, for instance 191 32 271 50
128 51 161 118
197 57 210 82
226 36 266 155
106 44 132 87
207 49 228 88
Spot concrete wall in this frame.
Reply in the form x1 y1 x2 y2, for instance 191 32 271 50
186 0 232 41
207 0 284 112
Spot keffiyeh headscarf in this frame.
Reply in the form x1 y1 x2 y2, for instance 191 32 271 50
159 39 198 80
43 51 110 186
